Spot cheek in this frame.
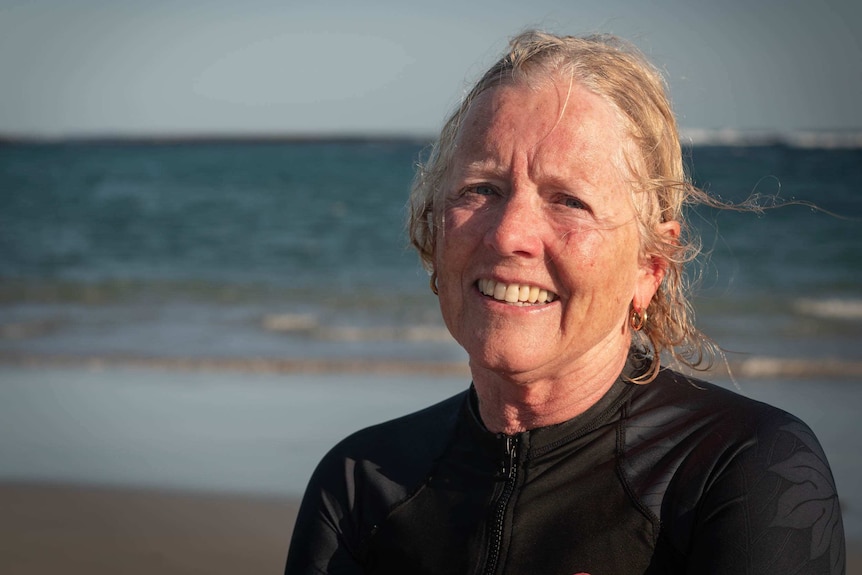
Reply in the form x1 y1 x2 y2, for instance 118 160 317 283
434 213 467 285
444 205 483 234
438 207 480 256
559 226 608 267
559 227 641 290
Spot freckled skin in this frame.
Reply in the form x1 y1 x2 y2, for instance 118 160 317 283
435 80 673 432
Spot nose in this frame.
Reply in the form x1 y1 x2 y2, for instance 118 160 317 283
484 190 544 258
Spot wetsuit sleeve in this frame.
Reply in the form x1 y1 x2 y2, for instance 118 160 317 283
284 454 364 574
685 414 845 574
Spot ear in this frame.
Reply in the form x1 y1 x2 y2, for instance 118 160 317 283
633 220 680 310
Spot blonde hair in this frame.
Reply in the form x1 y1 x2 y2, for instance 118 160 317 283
408 30 718 381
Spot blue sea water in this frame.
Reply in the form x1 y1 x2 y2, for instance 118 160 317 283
1 139 860 369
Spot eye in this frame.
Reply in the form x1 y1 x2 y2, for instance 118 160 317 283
561 195 588 210
469 184 498 196
447 182 500 208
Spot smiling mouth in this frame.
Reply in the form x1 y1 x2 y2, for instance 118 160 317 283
477 279 558 306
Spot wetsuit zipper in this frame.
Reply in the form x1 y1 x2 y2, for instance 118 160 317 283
483 434 519 575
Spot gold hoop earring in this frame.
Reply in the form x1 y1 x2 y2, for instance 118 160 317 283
629 306 647 332
430 271 439 295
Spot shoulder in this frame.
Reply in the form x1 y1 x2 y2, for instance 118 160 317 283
624 370 844 572
326 389 467 464
620 367 832 522
628 368 805 438
624 368 831 482
308 389 469 501
288 389 471 565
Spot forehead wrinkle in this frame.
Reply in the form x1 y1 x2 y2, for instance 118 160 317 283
457 156 509 181
453 127 521 184
450 80 637 207
456 119 556 188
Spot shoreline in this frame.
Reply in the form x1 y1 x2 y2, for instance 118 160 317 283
1 482 859 574
3 351 862 380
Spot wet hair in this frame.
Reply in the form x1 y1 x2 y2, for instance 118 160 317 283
408 30 719 381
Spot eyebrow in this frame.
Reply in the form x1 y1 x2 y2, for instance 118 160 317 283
451 157 510 179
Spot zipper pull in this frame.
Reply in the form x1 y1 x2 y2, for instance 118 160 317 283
502 434 519 478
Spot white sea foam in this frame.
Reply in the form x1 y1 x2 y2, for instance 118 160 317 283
261 314 454 342
681 128 862 149
794 298 862 320
725 356 862 379
314 325 453 343
261 313 318 332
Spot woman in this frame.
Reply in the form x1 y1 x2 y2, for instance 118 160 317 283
285 31 845 574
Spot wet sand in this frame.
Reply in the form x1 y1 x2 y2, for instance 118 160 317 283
1 482 859 574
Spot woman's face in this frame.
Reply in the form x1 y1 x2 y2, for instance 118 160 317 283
435 79 667 381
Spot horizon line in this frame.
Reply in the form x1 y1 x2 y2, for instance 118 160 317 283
2 128 862 149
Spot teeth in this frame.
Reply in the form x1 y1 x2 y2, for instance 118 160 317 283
504 284 520 303
478 279 557 305
493 282 507 301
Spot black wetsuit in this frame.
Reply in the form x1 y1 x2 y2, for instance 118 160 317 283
285 367 846 574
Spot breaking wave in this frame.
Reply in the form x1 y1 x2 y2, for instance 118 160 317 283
794 298 862 321
682 128 862 149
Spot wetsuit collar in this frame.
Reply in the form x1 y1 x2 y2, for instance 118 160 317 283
462 352 650 457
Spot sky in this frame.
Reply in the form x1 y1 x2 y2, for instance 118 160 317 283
1 0 860 138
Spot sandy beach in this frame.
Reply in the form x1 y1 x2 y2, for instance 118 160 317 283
0 482 857 574
0 483 298 574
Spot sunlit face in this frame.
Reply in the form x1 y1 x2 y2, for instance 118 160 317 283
435 79 665 381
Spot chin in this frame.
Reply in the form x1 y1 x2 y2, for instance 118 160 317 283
466 347 547 378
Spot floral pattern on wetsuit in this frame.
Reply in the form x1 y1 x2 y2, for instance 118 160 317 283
770 421 845 571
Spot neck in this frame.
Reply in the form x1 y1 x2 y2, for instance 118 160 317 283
471 350 628 435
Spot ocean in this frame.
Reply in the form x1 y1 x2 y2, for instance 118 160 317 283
1 139 861 536
1 139 860 369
